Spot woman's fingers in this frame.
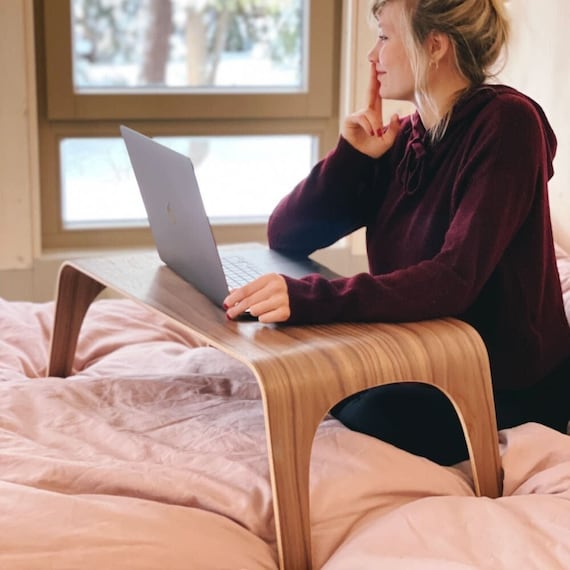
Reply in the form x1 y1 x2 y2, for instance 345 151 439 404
342 63 392 153
249 297 290 323
257 306 290 323
365 62 383 134
383 113 402 144
367 61 382 117
343 109 400 156
223 274 290 323
350 112 375 137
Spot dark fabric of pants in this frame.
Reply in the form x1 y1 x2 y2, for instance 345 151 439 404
330 356 570 466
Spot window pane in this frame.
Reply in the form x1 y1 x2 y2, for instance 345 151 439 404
71 0 306 92
60 135 315 228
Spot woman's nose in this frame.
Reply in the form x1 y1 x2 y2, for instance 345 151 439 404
368 41 379 63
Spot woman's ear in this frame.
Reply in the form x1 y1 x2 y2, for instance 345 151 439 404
426 31 451 66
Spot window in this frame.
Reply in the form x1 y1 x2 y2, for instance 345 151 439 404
35 0 342 250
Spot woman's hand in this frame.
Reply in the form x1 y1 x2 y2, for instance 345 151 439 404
224 273 290 323
342 62 401 158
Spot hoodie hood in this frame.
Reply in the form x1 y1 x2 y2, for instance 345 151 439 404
396 84 558 195
451 84 557 180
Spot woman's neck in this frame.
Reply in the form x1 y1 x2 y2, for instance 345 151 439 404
417 64 471 131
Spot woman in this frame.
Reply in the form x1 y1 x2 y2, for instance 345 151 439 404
224 0 570 464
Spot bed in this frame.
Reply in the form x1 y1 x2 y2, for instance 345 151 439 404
0 244 569 569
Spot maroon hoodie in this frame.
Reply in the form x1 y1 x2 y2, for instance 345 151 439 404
268 85 570 390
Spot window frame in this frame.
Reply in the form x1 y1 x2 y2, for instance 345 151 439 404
43 0 339 121
36 0 342 251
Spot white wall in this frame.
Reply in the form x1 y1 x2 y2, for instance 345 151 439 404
499 0 570 250
0 0 39 270
0 0 42 300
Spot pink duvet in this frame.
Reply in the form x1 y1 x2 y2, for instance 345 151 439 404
0 297 568 569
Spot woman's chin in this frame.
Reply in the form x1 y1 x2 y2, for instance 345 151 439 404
379 86 395 100
381 88 411 102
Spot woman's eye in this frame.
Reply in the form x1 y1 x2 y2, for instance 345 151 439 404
378 34 388 42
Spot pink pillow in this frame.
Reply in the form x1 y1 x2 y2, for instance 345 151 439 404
555 243 570 324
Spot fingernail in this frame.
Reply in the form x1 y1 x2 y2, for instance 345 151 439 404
223 303 228 310
376 128 384 137
226 312 232 320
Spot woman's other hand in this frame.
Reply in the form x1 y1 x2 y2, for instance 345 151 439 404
223 273 290 323
342 62 401 158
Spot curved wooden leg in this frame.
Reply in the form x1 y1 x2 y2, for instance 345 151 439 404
444 384 503 497
252 318 502 569
420 321 502 498
262 382 502 570
260 384 318 570
48 263 105 377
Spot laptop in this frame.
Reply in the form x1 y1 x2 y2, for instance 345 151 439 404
120 125 339 308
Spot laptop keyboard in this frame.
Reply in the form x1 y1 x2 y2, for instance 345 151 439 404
221 255 263 289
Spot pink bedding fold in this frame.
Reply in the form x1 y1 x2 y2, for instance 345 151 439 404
0 297 569 569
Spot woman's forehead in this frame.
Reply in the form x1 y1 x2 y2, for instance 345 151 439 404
375 2 401 28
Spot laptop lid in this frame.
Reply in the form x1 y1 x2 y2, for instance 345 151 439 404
120 125 230 305
121 125 341 309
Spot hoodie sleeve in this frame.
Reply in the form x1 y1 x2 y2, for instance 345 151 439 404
267 136 388 258
280 90 558 325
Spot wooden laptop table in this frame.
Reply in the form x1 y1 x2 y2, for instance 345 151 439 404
48 252 502 570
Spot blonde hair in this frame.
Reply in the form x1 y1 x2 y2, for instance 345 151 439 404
371 0 510 141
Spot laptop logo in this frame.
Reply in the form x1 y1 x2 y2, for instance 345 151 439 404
166 202 176 225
